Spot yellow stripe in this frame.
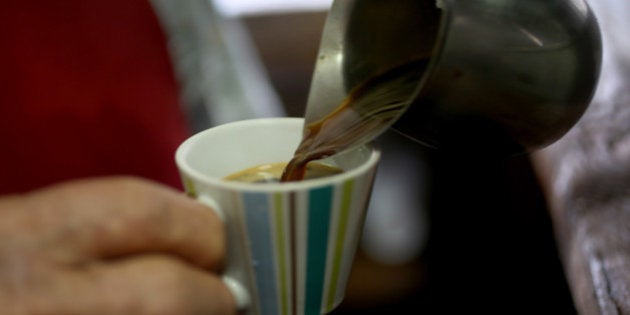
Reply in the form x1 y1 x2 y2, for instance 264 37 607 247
326 179 354 310
183 176 197 198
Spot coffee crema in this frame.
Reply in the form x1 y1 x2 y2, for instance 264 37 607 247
224 162 343 183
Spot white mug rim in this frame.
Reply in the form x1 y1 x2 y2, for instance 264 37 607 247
175 117 381 193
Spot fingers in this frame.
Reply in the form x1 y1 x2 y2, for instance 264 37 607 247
21 255 236 315
0 178 236 315
22 177 225 270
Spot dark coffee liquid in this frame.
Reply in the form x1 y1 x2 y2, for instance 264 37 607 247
281 57 430 182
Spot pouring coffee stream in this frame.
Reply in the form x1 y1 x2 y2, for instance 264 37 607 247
281 0 602 181
280 0 441 182
280 57 431 182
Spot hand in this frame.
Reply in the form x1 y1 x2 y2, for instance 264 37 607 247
0 177 235 315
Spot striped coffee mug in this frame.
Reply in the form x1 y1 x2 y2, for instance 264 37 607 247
175 118 380 315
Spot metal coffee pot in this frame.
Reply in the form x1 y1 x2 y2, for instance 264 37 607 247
304 0 602 155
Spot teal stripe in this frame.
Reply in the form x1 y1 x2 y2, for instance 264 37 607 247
243 193 279 315
272 193 289 315
304 186 333 315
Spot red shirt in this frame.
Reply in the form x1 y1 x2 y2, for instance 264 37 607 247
0 0 190 193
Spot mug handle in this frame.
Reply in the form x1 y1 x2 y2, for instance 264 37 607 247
198 195 251 311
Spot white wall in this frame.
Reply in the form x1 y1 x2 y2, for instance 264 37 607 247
213 0 333 16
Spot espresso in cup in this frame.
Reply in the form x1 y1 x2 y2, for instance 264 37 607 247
225 162 343 183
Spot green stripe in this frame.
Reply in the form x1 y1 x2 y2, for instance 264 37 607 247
183 176 197 198
273 193 289 315
305 186 333 315
326 180 354 310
